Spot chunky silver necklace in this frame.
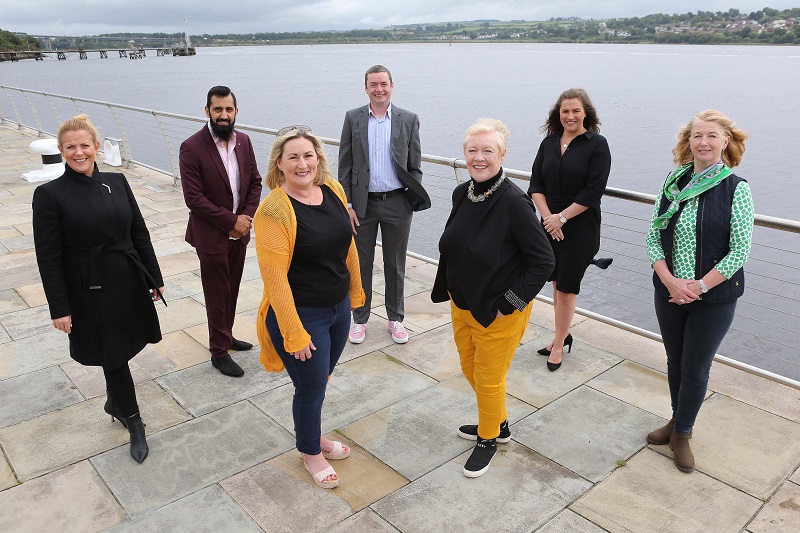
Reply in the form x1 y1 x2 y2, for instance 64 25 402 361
467 173 505 203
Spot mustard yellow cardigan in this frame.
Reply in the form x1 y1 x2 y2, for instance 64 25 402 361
254 179 365 373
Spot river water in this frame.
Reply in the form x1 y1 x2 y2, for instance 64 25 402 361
2 43 799 380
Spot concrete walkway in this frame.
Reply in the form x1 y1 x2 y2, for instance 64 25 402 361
1 122 799 533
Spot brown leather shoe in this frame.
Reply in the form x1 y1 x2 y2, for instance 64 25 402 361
646 419 674 445
669 431 695 473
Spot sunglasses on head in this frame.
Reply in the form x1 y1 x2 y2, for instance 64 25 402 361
277 125 312 136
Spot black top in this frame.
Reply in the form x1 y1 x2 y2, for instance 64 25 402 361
32 164 163 368
432 170 555 328
288 185 352 307
526 129 611 294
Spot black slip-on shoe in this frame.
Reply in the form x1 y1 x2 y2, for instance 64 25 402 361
457 420 511 443
230 338 253 351
211 355 245 377
463 438 497 478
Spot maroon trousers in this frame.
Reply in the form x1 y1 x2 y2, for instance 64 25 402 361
197 239 247 359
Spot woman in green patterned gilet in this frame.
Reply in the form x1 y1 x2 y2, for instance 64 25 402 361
645 109 754 473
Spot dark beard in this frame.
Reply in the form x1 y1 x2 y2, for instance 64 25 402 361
210 118 235 141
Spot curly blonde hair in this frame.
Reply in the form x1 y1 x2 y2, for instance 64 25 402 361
57 114 100 147
265 129 332 190
672 109 748 167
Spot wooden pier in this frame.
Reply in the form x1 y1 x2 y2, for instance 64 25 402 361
0 47 198 62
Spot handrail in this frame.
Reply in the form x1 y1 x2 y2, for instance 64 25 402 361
2 84 798 390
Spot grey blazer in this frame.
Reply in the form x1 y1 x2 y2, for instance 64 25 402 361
338 104 429 219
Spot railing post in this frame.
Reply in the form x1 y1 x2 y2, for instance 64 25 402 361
152 112 180 185
44 94 62 126
2 87 25 130
21 90 45 137
106 104 135 168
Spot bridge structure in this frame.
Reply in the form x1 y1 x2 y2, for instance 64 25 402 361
0 47 178 62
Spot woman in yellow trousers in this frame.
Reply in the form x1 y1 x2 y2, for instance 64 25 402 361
432 119 555 477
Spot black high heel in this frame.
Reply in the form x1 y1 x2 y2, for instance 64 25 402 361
538 333 573 356
104 391 128 428
547 360 561 372
591 257 613 269
126 412 149 463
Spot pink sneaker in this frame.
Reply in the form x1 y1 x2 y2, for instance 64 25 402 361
349 323 366 344
388 321 408 344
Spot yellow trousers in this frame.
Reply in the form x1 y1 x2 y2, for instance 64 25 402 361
451 301 532 439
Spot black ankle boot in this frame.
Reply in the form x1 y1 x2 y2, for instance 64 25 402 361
126 412 149 463
103 391 128 428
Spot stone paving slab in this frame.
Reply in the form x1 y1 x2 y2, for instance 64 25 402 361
338 315 395 364
747 480 800 533
155 250 200 277
0 452 16 491
1 233 34 252
340 376 535 480
157 350 289 416
0 365 84 428
663 393 800 499
505 338 622 409
375 291 452 333
108 485 263 533
154 296 208 334
513 386 663 482
161 271 204 300
372 440 591 533
15 282 47 307
792 465 800 484
0 304 52 340
372 275 432 298
145 329 210 371
92 402 294 518
151 236 194 258
0 381 189 481
181 311 258 351
572 448 762 533
0 287 28 315
0 325 10 344
0 263 41 291
326 509 400 532
379 324 461 381
587 359 675 420
0 461 126 533
251 352 436 436
0 329 71 380
537 509 609 533
0 226 22 239
14 221 33 235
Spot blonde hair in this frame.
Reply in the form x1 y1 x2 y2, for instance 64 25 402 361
57 114 100 147
463 118 510 154
266 129 331 190
673 109 748 167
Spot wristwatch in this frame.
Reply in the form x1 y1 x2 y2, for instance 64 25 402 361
558 212 567 224
698 279 709 293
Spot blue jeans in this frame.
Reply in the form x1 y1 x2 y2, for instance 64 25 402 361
654 293 737 435
266 296 350 454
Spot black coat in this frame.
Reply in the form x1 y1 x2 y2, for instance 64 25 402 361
432 175 555 328
32 164 164 368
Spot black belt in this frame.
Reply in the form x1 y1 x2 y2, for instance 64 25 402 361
368 188 404 201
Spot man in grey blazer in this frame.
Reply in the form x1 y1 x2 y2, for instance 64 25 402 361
338 65 430 345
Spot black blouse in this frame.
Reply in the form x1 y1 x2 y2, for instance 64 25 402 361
288 185 352 307
528 129 611 214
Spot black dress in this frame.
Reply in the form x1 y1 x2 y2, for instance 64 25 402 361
32 164 164 369
528 129 611 294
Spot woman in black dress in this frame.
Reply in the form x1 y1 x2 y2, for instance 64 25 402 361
528 89 611 371
32 115 165 463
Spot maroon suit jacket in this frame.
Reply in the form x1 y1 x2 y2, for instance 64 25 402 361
179 125 263 254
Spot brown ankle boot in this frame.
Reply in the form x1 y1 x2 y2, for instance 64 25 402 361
669 431 694 473
646 419 674 445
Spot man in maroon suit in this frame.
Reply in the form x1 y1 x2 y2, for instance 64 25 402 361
180 86 262 377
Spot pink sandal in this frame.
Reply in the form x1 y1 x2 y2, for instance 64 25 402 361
322 441 350 460
304 461 339 489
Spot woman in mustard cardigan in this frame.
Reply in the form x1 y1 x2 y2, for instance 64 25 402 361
254 127 365 489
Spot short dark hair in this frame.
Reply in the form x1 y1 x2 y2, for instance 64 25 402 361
206 85 237 109
364 65 392 86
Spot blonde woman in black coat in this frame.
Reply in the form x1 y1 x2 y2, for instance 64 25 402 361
32 115 165 463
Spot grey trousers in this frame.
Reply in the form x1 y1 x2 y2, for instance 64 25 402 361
353 193 412 324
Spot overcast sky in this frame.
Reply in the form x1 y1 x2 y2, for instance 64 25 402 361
2 1 797 36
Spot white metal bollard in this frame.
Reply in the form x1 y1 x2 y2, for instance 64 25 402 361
21 138 64 182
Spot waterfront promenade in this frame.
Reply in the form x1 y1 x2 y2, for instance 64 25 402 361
1 122 799 533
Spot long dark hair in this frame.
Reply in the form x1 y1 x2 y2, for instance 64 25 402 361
541 88 601 135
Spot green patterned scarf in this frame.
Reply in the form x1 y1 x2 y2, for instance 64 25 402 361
651 161 732 230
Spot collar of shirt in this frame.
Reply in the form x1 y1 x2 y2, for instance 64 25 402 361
207 121 237 147
369 103 392 122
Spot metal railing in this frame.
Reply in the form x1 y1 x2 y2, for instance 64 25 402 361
2 84 799 390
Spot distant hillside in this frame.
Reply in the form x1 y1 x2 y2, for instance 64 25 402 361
0 29 40 51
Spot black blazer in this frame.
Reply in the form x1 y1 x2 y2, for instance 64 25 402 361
432 175 555 327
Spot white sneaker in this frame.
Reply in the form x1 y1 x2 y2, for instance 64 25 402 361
388 321 409 344
349 323 366 344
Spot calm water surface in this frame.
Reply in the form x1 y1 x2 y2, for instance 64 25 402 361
2 43 798 379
